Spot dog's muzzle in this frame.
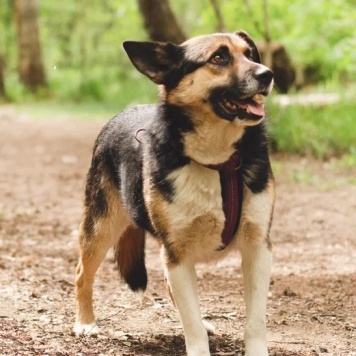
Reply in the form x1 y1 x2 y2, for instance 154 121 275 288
212 67 274 122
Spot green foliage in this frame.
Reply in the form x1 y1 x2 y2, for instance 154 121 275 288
281 0 356 81
206 0 356 82
268 95 356 158
1 0 355 104
1 0 355 159
175 0 356 82
334 149 356 169
37 0 152 105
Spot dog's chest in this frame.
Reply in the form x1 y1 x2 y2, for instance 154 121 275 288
166 163 225 232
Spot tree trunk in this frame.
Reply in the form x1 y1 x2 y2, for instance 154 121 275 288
262 0 273 69
14 0 47 92
209 0 227 32
137 0 186 44
0 54 6 99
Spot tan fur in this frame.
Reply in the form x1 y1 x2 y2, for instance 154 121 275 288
145 162 233 266
238 179 275 249
241 221 264 245
165 212 224 265
183 117 245 165
167 71 246 164
75 179 131 330
181 34 247 62
143 183 170 239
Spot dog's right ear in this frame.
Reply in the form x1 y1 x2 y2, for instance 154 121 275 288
123 41 183 85
235 30 261 64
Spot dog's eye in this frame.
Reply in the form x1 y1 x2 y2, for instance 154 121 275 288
210 54 227 65
244 48 253 59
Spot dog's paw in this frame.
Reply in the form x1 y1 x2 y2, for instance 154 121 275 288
245 349 268 356
244 340 268 356
202 320 216 335
73 322 100 337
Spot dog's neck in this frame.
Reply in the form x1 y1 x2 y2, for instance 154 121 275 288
159 92 247 165
183 113 246 165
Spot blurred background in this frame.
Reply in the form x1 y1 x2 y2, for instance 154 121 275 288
0 0 355 160
1 3 355 354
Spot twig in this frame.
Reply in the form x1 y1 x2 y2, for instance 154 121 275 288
85 309 122 336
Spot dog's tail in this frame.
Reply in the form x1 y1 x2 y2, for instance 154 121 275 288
114 225 147 292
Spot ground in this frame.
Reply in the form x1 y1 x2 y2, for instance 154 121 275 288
0 107 355 356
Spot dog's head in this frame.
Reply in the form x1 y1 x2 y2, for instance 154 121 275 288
123 31 273 126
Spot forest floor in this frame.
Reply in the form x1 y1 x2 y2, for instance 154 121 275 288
0 106 355 355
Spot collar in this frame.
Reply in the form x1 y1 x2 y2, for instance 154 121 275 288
194 152 243 249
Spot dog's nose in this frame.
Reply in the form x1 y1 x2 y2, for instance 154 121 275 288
254 68 274 86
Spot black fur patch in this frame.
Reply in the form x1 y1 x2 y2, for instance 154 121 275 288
236 122 272 193
124 239 148 292
88 104 194 238
83 151 109 238
95 108 156 235
147 103 194 201
164 55 205 90
125 261 148 291
123 42 204 90
162 240 179 265
235 30 261 64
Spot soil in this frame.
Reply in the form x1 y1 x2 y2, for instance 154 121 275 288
0 106 355 356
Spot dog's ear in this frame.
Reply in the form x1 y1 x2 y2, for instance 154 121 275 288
123 41 183 85
234 30 261 64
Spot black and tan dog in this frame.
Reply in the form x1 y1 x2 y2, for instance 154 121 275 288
74 30 275 356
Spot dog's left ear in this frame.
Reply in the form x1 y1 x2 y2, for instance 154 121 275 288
234 30 261 64
123 41 182 85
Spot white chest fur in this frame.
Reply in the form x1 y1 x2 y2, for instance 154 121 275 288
163 162 229 262
167 162 224 227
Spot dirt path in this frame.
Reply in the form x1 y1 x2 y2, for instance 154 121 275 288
0 109 355 355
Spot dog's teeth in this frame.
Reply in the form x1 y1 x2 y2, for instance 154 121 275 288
223 98 238 112
225 100 235 110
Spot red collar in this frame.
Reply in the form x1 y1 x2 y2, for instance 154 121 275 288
197 153 243 249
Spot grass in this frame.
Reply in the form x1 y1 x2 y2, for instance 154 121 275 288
4 67 158 120
15 101 121 121
333 150 356 169
267 96 356 159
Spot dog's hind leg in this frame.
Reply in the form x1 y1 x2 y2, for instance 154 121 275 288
74 231 111 336
164 258 210 356
74 176 131 336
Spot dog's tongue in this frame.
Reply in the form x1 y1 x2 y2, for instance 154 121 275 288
230 97 266 117
247 102 265 117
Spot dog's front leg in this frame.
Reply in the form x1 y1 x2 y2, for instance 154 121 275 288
240 236 272 356
164 258 210 356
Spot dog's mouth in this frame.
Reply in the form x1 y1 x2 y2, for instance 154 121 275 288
218 93 266 121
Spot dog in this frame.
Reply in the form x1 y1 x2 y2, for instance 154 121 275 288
73 30 275 356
